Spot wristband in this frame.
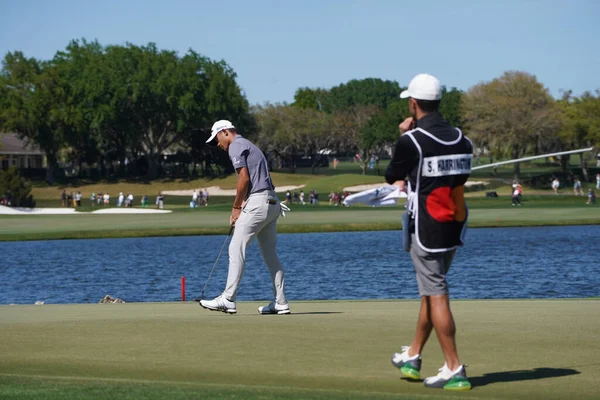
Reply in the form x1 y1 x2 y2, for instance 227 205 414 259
232 206 242 210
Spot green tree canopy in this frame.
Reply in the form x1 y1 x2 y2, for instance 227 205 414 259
0 52 66 182
323 78 401 113
1 40 253 180
462 71 560 179
255 103 334 173
557 90 600 178
292 87 329 110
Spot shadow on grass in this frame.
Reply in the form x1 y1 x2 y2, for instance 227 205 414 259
470 367 580 387
399 367 580 387
290 312 344 315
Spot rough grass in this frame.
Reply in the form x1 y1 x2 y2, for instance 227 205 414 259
0 300 598 399
29 171 378 202
2 194 599 241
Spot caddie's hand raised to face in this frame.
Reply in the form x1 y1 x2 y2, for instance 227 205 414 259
399 117 415 134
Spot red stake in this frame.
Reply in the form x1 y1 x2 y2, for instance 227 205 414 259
181 276 186 302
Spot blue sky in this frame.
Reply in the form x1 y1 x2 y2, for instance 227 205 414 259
1 0 598 104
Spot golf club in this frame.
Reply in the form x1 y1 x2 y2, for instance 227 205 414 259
195 224 234 302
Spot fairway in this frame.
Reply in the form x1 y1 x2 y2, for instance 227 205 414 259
0 300 598 399
2 205 600 241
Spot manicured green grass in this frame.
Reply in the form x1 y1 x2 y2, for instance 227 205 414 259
30 170 384 203
1 300 598 399
2 196 599 241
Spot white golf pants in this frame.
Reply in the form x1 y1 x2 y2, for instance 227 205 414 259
223 190 287 304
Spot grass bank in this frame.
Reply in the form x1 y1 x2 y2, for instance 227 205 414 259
1 195 599 241
0 300 598 399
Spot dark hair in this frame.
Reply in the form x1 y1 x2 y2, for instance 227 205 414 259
415 99 441 113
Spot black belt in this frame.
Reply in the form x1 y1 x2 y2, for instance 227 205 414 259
267 199 277 205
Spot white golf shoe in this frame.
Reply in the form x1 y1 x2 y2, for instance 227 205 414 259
258 302 291 315
423 363 471 390
199 295 237 314
391 346 422 379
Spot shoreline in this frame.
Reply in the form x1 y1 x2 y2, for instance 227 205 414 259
1 219 599 242
2 297 599 306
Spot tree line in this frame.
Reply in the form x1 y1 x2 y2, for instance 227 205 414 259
1 40 599 182
0 39 252 182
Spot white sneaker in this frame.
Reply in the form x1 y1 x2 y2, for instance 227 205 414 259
199 295 236 314
391 346 421 379
423 363 471 390
258 302 290 315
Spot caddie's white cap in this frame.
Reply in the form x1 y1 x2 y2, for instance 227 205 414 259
400 73 442 101
206 120 235 143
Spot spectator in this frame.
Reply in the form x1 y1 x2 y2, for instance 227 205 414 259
551 178 560 194
587 189 596 205
142 195 149 207
573 178 583 196
596 173 600 190
285 190 291 204
127 193 134 207
511 182 522 206
117 192 124 207
90 192 96 207
192 190 198 206
204 188 209 206
97 192 103 206
76 191 82 207
103 192 110 206
61 190 67 207
299 190 305 205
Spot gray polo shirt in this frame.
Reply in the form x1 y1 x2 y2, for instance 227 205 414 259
228 135 274 196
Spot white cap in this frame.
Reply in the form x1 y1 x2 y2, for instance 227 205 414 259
206 120 235 143
400 73 442 101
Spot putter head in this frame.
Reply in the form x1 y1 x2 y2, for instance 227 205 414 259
194 291 205 302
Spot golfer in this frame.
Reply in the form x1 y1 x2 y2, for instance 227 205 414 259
200 120 290 315
386 74 472 390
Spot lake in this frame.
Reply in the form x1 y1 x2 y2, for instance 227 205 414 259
1 225 599 304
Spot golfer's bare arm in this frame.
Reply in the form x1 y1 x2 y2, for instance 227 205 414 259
233 167 250 208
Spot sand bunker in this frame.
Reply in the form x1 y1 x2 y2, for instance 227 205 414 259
0 205 171 215
90 208 171 214
0 206 78 215
162 185 305 197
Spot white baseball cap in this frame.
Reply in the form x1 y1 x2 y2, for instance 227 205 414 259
400 73 442 101
206 120 235 143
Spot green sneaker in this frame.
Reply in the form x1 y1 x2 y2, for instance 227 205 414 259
391 346 421 380
424 364 471 390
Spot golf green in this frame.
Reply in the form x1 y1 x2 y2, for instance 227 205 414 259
1 300 598 399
